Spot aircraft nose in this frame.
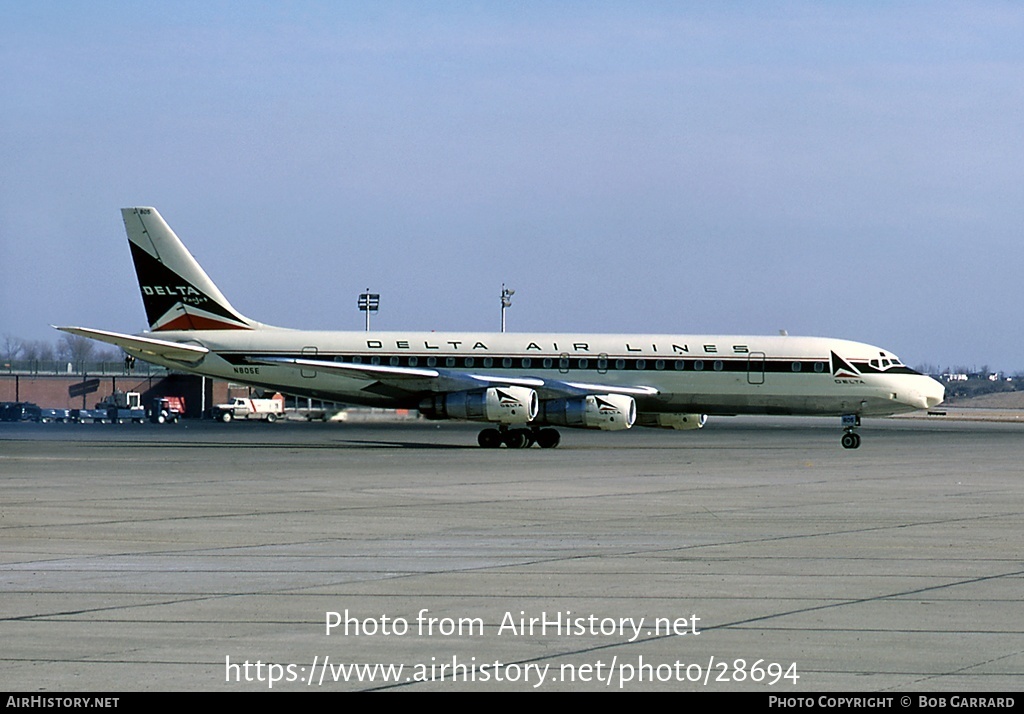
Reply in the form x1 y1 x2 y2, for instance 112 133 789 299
924 378 945 409
911 377 945 410
895 376 945 410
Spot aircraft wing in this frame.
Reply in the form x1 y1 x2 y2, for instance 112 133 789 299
253 356 441 379
250 356 658 399
549 380 659 396
53 326 209 364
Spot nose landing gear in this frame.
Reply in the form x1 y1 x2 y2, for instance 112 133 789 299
841 414 861 449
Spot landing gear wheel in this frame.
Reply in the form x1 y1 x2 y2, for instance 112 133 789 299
478 428 502 448
503 429 530 449
840 414 861 450
535 428 561 449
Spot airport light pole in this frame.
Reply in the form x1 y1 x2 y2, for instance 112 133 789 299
500 284 514 333
358 289 379 331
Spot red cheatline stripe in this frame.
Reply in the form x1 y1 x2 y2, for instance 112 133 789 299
154 314 251 331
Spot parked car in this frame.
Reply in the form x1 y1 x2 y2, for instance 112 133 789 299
0 401 43 422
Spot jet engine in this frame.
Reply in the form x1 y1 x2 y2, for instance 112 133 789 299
636 413 708 430
419 386 538 425
537 394 636 431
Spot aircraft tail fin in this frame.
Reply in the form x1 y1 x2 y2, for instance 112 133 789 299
121 207 257 331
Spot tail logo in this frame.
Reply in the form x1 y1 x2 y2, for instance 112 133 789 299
131 243 250 331
142 285 201 297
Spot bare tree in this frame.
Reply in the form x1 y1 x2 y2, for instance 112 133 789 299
22 339 56 361
2 333 24 362
913 362 940 376
95 346 122 362
58 333 96 363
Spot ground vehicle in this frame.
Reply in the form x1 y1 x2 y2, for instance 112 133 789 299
70 408 108 423
212 396 285 423
97 391 146 423
150 396 186 424
0 402 42 422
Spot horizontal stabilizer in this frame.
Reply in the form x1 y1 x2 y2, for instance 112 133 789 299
53 326 209 364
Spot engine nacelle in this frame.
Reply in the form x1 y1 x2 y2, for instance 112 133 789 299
538 394 636 431
419 386 538 425
636 412 708 431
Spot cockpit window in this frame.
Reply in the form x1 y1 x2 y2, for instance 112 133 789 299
871 353 904 371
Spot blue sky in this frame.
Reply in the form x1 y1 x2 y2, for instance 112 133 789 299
3 2 1023 371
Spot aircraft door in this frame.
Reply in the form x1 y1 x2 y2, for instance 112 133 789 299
559 352 570 374
301 346 318 378
747 352 765 385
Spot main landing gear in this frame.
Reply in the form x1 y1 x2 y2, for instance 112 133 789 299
478 426 561 449
840 414 861 449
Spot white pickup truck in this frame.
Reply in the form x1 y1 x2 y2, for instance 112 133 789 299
213 396 285 423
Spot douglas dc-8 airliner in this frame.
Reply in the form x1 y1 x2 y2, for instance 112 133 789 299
57 207 944 449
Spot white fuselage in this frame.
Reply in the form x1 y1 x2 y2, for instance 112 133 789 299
131 328 944 418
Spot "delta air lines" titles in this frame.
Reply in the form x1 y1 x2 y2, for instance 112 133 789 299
361 340 752 355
